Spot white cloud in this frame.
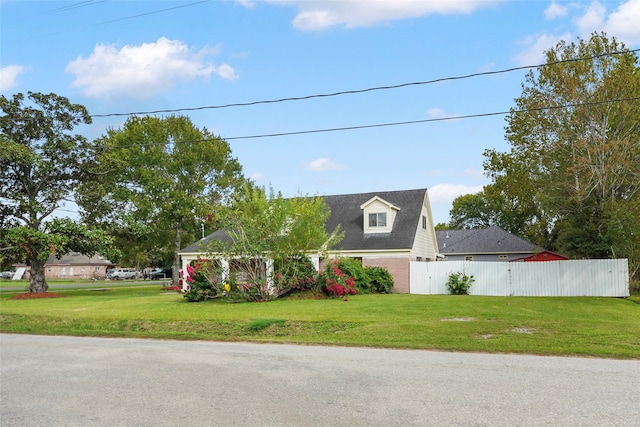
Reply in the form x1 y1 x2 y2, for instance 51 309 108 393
600 0 640 44
427 108 447 119
514 32 571 66
305 157 345 171
544 1 569 20
265 0 498 30
574 1 606 35
65 37 237 99
0 65 26 92
428 183 484 203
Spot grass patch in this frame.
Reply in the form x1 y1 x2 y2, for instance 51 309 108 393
1 287 638 359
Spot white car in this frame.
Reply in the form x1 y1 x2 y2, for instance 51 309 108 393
109 268 137 280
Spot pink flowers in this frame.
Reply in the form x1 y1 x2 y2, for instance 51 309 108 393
323 260 357 298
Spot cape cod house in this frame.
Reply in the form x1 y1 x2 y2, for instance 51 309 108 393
179 188 439 293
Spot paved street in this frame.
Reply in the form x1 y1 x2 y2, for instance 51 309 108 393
1 334 639 426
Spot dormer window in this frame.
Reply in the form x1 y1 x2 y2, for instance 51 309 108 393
368 212 387 227
360 196 399 234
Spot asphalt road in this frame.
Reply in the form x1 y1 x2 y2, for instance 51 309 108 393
1 334 638 426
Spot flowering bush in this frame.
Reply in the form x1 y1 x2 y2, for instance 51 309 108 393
181 260 225 302
321 260 357 300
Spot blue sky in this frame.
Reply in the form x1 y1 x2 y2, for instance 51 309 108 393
2 0 639 225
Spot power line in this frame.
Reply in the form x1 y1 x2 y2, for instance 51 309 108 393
95 0 211 26
96 96 640 147
90 48 640 119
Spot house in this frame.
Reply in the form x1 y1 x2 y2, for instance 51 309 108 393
511 250 568 262
179 188 439 293
15 252 115 280
435 226 555 262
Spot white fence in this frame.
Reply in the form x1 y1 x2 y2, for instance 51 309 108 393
410 259 629 297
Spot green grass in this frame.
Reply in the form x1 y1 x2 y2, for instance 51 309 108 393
1 286 639 359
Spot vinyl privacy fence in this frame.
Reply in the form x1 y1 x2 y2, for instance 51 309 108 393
410 259 629 297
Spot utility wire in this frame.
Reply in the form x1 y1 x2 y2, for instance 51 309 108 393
94 96 640 147
90 48 640 119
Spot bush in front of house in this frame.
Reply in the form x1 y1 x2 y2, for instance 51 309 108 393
272 254 318 294
333 257 375 293
319 259 357 299
446 272 474 295
365 266 394 293
182 262 225 302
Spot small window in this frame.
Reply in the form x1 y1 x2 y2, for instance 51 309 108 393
422 215 427 229
368 212 387 227
416 257 422 262
498 255 508 260
464 256 474 261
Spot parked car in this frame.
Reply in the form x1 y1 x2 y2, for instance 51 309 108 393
145 268 170 280
1 271 14 279
108 268 137 280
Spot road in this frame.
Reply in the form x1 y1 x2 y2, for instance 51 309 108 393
1 334 638 426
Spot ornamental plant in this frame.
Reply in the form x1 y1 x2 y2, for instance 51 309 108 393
272 254 319 295
321 260 357 300
181 260 225 302
446 272 475 295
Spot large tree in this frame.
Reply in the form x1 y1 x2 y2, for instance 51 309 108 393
484 33 640 276
0 92 118 292
78 115 246 284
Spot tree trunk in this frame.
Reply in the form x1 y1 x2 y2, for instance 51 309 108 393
29 258 48 293
172 223 183 285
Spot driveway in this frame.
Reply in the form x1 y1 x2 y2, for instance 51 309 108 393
1 334 638 426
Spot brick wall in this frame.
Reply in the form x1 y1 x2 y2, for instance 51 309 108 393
362 257 411 293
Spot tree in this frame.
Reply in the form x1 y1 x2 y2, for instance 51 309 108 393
205 184 343 300
483 33 640 276
78 115 246 285
0 92 118 292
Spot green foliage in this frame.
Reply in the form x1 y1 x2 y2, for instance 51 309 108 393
203 184 343 301
479 33 640 279
320 259 357 299
334 258 372 293
366 266 394 294
182 261 225 302
78 115 246 284
446 272 474 295
273 255 319 293
0 92 118 292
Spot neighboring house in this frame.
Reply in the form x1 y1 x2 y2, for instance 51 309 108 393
435 226 556 262
179 188 439 293
511 250 568 262
15 252 115 280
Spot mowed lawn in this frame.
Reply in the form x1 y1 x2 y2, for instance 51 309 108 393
1 285 638 359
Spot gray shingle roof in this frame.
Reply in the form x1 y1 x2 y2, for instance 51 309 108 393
435 226 543 254
324 188 427 251
180 188 429 253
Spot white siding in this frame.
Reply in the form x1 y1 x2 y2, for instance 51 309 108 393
410 259 629 297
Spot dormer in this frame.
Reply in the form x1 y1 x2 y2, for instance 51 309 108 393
360 196 400 234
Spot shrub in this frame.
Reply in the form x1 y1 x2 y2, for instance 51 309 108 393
446 272 474 295
335 257 373 293
366 266 394 293
182 262 224 302
272 255 318 294
321 259 357 299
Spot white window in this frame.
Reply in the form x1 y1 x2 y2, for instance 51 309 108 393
368 212 387 227
422 215 427 229
464 256 474 261
498 255 508 260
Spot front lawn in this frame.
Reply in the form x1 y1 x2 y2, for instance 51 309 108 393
1 286 638 359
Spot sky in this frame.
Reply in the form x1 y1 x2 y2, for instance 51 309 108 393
2 0 640 225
